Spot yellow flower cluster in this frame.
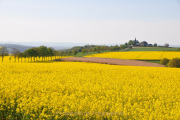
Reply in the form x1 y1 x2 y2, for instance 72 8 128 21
0 56 70 63
86 51 180 60
0 62 180 119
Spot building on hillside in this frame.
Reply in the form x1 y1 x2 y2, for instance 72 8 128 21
140 41 148 47
131 38 150 47
148 44 153 47
133 38 139 46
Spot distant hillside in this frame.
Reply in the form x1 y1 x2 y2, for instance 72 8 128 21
2 41 120 50
0 44 33 52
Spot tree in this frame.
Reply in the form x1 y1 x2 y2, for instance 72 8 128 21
48 48 54 56
82 49 88 54
101 46 109 51
114 45 120 51
128 40 134 46
93 47 96 52
124 42 128 48
110 45 120 51
53 50 59 59
119 44 125 50
38 46 48 61
95 46 101 53
153 43 157 47
24 48 38 62
160 58 169 65
78 47 83 52
48 47 55 60
22 52 27 62
167 58 180 68
68 51 72 56
89 48 93 52
11 48 20 62
73 50 78 56
17 52 23 63
164 43 169 47
0 47 8 62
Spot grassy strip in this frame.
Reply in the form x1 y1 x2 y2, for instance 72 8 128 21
75 51 111 57
125 47 180 51
140 60 160 64
75 49 129 57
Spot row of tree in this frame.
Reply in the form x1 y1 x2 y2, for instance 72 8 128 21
60 44 130 56
0 46 58 62
0 44 129 62
0 42 176 62
65 41 170 55
0 47 9 62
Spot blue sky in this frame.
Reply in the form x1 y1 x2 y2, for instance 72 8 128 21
0 0 180 45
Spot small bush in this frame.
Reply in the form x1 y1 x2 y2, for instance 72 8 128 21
160 58 169 65
167 58 180 68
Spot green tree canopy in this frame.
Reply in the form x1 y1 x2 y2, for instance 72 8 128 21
38 46 48 57
24 48 38 57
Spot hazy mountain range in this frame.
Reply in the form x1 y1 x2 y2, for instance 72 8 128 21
0 42 118 52
0 42 179 52
0 43 33 52
0 43 69 52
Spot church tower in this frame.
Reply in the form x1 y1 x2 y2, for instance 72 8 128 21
134 37 136 46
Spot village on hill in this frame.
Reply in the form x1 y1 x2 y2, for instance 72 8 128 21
128 38 169 47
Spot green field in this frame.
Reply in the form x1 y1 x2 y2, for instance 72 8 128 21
76 51 101 57
141 60 160 64
125 47 179 51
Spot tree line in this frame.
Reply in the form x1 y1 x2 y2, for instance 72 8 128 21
62 41 172 56
0 42 179 62
0 46 62 62
60 44 130 56
0 44 130 62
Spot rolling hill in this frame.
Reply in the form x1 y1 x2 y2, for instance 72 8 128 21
0 44 33 52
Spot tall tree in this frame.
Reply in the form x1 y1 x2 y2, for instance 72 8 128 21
0 47 8 62
73 50 78 56
154 43 157 47
11 48 20 62
95 46 101 53
68 51 72 56
128 40 134 46
48 47 55 60
38 46 48 61
24 48 38 62
82 49 88 54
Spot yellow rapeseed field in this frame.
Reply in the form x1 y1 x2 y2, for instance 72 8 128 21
86 51 180 60
0 62 180 119
0 56 70 63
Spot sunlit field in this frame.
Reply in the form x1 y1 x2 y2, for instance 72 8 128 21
86 51 180 60
0 62 180 119
0 56 71 63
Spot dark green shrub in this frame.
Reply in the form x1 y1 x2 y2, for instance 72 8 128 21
167 58 180 68
160 58 169 65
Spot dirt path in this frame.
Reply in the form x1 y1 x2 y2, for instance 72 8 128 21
54 57 165 67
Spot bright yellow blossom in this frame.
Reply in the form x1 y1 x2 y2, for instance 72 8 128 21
0 62 179 119
86 51 180 60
